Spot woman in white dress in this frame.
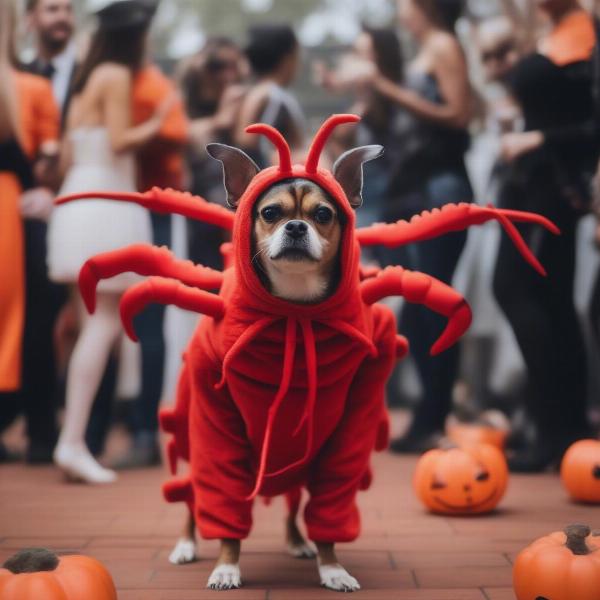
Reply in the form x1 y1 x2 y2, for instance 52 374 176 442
48 0 172 483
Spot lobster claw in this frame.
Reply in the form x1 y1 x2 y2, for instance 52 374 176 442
56 186 235 230
361 266 473 355
356 202 559 277
430 300 472 356
120 277 225 341
78 244 224 314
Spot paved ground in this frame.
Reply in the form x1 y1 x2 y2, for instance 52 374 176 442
0 413 595 600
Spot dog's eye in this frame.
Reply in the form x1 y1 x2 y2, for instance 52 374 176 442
261 206 281 222
314 207 333 224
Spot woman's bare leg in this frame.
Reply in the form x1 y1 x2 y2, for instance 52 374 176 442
54 289 122 483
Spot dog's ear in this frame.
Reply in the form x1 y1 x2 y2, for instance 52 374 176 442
206 143 260 208
332 145 384 208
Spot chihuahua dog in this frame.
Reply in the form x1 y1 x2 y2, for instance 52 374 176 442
168 140 382 592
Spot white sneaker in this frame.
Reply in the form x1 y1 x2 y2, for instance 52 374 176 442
54 443 117 484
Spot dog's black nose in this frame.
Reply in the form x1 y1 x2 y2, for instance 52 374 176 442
285 220 308 239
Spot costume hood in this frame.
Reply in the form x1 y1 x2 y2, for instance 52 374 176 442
231 114 362 320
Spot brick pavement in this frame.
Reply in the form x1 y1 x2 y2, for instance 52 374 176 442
1 412 595 600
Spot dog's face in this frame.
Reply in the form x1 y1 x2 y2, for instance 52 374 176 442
254 179 341 268
205 140 383 303
252 179 343 302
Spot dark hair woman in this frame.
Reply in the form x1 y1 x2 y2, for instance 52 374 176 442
234 24 305 166
47 0 172 484
316 26 404 228
178 36 246 270
492 0 597 471
348 0 473 453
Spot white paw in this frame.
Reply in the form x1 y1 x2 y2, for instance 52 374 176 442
168 538 198 565
207 563 242 590
288 541 316 559
319 564 361 592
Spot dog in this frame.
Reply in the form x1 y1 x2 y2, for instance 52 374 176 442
58 115 554 593
167 139 384 592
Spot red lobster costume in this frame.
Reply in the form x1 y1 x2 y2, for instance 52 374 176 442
58 114 557 543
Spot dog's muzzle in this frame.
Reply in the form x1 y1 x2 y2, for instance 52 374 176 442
284 220 308 239
271 220 319 262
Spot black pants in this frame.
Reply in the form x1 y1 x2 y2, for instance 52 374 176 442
382 168 472 432
0 221 65 450
129 213 171 435
492 167 589 439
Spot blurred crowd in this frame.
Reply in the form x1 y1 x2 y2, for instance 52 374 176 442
1 0 600 483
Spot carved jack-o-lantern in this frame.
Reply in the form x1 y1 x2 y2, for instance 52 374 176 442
513 524 600 600
561 440 600 504
413 443 508 515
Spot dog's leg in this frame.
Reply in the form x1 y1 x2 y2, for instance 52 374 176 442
316 542 360 592
206 539 242 590
285 488 316 559
168 510 199 565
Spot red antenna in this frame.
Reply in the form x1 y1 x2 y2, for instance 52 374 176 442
305 114 360 174
245 123 292 173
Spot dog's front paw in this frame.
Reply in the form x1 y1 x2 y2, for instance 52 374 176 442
207 563 242 590
319 564 361 592
288 540 316 559
168 538 198 565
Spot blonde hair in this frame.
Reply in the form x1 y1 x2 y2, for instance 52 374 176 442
0 0 20 142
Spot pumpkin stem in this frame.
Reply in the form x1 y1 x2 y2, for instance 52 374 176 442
3 548 59 573
564 524 592 555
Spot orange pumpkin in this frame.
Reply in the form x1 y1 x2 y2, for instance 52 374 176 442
513 524 600 600
413 443 508 515
0 548 116 599
561 440 600 503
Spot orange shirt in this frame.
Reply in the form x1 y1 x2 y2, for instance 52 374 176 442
132 65 189 191
0 72 59 391
543 9 596 66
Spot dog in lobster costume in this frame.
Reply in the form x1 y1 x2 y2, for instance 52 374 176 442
58 115 557 592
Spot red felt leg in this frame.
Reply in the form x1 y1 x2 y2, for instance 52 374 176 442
56 186 235 230
160 360 192 475
304 306 397 543
120 277 225 341
79 244 224 313
361 266 472 355
163 477 194 514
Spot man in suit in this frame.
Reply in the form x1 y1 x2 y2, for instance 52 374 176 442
8 0 77 463
25 0 76 118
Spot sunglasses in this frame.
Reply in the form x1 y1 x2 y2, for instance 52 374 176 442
481 41 515 64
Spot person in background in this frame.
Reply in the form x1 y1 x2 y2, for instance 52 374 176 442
47 0 172 483
492 0 598 471
179 37 246 271
234 24 305 166
24 0 76 120
0 0 60 462
315 26 404 230
111 4 191 469
0 0 65 464
352 0 473 452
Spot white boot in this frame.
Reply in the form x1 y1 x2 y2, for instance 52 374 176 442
54 443 117 484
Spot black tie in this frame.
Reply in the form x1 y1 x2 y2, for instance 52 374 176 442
40 62 55 79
